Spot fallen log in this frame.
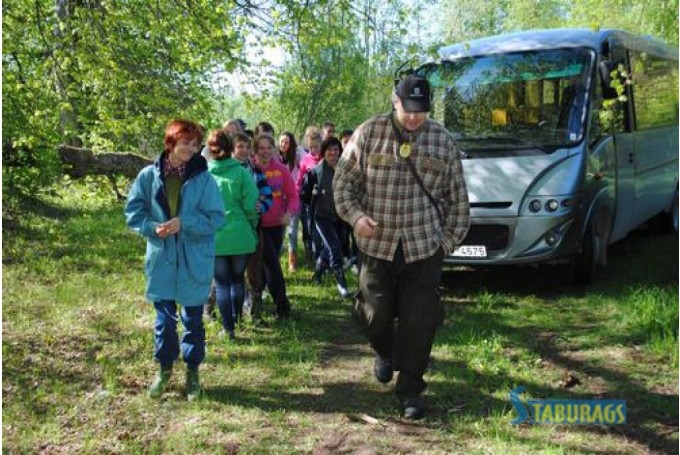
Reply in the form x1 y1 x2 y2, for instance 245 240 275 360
58 145 154 199
58 145 153 179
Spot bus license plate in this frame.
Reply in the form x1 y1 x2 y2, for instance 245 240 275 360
452 245 487 257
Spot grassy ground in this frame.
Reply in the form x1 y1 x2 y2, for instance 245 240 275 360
2 182 678 454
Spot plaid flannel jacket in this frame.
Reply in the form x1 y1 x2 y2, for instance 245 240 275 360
333 113 470 263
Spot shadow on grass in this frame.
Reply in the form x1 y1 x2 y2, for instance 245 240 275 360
434 229 679 454
3 197 142 271
3 193 79 222
206 381 392 415
433 303 678 453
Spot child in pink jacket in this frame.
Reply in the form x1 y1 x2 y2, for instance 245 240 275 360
253 133 300 318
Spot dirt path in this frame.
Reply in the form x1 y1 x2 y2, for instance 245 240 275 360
304 318 453 455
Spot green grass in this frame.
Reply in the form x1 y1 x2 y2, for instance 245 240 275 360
3 180 678 454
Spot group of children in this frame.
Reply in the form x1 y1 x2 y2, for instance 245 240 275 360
124 118 356 400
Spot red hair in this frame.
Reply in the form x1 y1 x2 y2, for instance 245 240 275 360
163 119 204 153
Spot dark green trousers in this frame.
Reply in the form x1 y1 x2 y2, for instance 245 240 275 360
355 243 445 397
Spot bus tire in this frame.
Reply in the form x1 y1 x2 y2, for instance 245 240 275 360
650 187 678 234
671 189 679 233
572 221 596 285
665 188 679 233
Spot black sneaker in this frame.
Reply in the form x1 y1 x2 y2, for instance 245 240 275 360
373 355 393 384
402 396 425 420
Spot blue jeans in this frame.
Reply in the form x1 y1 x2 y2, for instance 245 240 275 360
153 300 205 370
214 254 249 334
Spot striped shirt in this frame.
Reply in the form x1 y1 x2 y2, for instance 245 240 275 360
242 161 273 215
333 113 470 263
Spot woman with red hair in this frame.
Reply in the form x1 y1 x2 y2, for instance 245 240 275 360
125 119 225 401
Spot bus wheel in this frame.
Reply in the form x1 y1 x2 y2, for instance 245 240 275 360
572 222 596 285
669 188 679 233
651 187 678 234
664 188 678 234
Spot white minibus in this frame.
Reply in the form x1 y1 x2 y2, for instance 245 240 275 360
417 28 678 283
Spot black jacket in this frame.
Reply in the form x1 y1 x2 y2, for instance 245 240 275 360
299 160 337 221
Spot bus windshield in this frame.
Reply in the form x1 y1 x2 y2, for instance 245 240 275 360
422 48 594 153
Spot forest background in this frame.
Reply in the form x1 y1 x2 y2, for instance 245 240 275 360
2 0 678 205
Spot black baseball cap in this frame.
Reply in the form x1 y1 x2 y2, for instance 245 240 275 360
395 75 432 113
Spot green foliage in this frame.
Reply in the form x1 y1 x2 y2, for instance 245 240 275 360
3 0 246 155
2 144 63 208
2 4 64 203
243 0 415 136
599 64 630 134
2 0 424 206
2 0 251 207
569 0 678 47
438 0 678 47
4 0 676 209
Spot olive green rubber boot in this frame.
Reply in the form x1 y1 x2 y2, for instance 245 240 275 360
186 367 202 401
148 365 172 399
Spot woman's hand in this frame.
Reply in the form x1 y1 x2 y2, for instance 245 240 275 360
155 217 181 238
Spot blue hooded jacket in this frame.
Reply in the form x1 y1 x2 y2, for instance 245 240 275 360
124 152 225 307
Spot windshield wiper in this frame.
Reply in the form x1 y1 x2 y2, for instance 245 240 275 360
455 135 563 153
455 134 522 142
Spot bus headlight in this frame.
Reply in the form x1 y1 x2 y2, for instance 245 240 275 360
524 196 577 216
546 199 559 212
545 230 560 245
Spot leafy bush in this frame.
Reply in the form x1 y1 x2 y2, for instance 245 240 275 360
2 143 63 210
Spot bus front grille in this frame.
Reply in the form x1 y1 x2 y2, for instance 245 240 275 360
460 225 509 252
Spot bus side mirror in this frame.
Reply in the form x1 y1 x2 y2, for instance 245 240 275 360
599 61 618 100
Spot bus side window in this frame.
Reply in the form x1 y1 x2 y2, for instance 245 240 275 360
589 83 605 145
590 64 626 142
630 50 679 130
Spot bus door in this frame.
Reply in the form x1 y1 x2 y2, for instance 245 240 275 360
594 40 637 243
588 87 634 245
611 133 636 242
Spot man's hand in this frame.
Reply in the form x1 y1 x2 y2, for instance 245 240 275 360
354 216 378 238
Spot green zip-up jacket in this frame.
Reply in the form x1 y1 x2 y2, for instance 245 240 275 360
208 157 259 256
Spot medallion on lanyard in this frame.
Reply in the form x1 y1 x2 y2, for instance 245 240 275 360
399 142 411 158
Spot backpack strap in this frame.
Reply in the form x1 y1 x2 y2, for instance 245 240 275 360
389 114 444 226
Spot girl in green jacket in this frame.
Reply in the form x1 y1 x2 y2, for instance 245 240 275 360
207 129 260 339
